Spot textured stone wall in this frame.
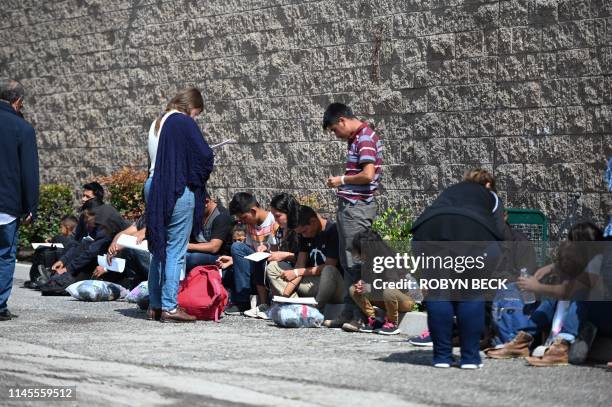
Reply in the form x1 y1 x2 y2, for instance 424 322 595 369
1 0 611 237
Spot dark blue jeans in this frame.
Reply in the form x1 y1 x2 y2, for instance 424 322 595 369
185 252 218 272
231 242 264 305
521 300 579 342
427 300 485 365
0 219 19 313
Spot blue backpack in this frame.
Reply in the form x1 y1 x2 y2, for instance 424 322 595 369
491 283 532 345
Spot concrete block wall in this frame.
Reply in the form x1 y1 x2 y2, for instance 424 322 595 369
1 0 610 237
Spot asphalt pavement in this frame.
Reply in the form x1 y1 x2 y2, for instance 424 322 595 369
1 263 610 407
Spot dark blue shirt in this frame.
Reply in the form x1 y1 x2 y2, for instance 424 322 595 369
0 100 39 218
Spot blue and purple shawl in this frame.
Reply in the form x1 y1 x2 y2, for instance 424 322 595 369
145 113 214 265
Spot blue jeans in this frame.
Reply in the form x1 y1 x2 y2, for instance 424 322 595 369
427 300 485 365
185 252 218 272
231 242 264 305
521 300 579 342
144 176 153 205
0 219 20 313
148 187 194 311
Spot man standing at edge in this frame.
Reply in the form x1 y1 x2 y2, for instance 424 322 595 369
323 103 382 330
0 79 39 321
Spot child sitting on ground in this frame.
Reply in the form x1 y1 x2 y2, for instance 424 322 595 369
486 222 605 366
232 224 247 243
47 215 79 249
349 230 421 335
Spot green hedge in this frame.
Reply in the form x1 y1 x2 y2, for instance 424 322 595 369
19 183 74 249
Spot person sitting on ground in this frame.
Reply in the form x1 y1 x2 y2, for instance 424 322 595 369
348 230 419 335
92 215 149 290
217 192 279 315
73 182 105 241
243 193 301 319
185 193 233 272
266 205 344 311
231 224 247 243
24 214 81 289
44 202 128 294
486 222 605 367
47 215 79 249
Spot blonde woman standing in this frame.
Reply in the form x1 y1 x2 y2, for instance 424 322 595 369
145 88 214 323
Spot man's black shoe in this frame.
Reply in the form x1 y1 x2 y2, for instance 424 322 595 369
0 309 18 321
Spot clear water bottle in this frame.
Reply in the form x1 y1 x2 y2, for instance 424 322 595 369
519 268 536 304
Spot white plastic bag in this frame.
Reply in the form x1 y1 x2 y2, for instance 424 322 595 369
270 303 324 328
66 280 129 301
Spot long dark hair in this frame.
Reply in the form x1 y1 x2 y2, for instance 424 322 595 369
557 222 604 279
270 193 299 230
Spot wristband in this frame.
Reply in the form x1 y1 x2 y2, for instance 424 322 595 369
340 175 346 185
294 269 300 278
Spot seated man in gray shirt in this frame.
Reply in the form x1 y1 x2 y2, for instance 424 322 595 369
185 193 233 272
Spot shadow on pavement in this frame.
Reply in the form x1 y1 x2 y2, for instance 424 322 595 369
376 349 434 366
115 307 147 320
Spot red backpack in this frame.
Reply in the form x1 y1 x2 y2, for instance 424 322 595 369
177 265 228 321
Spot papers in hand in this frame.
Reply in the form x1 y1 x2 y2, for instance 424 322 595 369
244 252 270 262
272 296 318 305
32 243 64 249
116 234 149 252
97 255 126 273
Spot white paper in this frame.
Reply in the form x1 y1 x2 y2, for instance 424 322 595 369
116 234 149 252
32 243 64 249
97 255 126 273
244 252 271 262
211 139 235 149
272 296 318 305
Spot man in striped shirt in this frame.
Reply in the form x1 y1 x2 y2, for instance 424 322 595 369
323 103 382 330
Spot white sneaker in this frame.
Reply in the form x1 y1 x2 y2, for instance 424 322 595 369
243 304 270 320
460 363 483 369
434 363 451 368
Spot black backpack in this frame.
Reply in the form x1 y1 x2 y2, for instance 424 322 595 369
29 245 64 282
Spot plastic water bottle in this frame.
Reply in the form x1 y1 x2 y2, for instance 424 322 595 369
519 268 536 304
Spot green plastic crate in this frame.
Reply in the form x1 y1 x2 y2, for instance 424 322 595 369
506 208 549 241
506 208 549 267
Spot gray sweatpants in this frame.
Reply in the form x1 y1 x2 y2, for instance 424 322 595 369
336 198 377 319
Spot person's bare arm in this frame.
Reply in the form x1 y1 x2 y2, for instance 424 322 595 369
267 251 296 263
327 163 375 187
281 256 338 282
533 263 554 281
517 277 569 298
188 239 223 255
107 224 138 262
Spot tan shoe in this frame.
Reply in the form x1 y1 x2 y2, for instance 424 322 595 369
160 307 196 323
485 331 534 359
526 338 570 367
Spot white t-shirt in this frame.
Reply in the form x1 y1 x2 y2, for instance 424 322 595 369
147 110 181 178
147 120 158 178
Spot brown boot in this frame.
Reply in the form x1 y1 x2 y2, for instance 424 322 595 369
147 308 161 321
526 338 570 367
485 331 534 359
160 307 196 323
